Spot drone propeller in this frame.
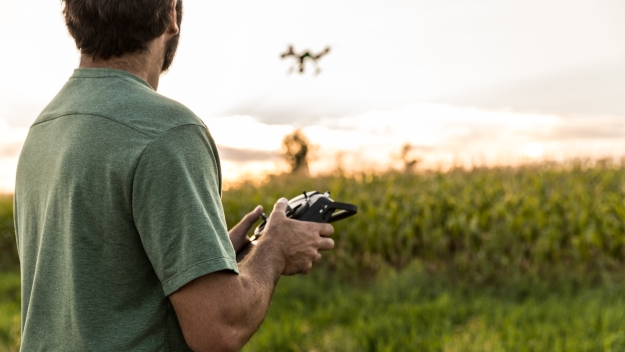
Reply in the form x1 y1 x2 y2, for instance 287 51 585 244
280 45 295 58
314 47 331 60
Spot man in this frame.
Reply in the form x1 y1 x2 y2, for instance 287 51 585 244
14 0 334 351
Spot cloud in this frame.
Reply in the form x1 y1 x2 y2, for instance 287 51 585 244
0 89 45 128
438 60 625 117
217 145 280 162
0 142 22 158
300 103 625 169
533 118 625 141
215 91 409 126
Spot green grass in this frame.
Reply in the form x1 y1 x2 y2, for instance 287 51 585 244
0 272 20 352
2 264 625 352
244 262 625 352
0 194 17 273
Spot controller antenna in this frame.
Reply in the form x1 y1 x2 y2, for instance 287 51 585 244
303 190 310 203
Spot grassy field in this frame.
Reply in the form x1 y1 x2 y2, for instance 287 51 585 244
0 272 19 352
223 159 625 283
245 264 625 352
3 159 625 350
1 266 625 351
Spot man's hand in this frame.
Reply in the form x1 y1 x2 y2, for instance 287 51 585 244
170 198 335 351
256 198 335 275
228 205 263 253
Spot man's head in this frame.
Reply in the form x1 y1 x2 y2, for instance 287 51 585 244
62 0 183 72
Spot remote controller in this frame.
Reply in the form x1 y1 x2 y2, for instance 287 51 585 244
236 190 358 262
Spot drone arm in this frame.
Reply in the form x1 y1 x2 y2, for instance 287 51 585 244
313 47 331 60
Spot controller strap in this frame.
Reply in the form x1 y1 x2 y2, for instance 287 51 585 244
328 202 358 223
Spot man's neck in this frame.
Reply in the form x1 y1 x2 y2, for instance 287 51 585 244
79 50 163 90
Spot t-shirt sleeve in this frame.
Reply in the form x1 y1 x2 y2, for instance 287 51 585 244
132 124 238 296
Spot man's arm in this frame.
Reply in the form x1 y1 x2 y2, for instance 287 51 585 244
169 198 334 352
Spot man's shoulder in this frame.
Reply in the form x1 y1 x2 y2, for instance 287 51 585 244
35 68 206 139
130 90 206 138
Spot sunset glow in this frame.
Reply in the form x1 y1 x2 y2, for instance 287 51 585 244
1 0 624 192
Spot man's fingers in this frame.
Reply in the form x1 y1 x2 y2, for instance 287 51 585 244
270 198 288 218
242 205 263 225
317 237 335 251
231 205 262 234
317 223 334 237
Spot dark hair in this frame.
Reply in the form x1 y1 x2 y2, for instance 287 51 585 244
62 0 183 60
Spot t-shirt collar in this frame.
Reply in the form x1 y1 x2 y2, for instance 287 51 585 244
71 68 153 90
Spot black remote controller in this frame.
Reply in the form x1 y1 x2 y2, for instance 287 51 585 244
236 190 358 262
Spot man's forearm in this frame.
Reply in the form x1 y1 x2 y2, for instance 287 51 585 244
218 240 285 348
170 240 284 352
229 239 283 347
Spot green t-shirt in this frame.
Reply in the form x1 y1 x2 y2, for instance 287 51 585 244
14 68 239 351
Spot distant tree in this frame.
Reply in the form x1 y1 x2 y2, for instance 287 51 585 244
334 151 346 176
395 143 421 173
281 129 311 174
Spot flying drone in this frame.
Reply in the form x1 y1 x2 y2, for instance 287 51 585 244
280 45 331 75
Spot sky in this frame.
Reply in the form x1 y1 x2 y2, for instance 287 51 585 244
1 0 624 191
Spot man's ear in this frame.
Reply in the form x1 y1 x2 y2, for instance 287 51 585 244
169 0 179 35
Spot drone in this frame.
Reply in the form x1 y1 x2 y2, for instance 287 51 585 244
280 45 331 75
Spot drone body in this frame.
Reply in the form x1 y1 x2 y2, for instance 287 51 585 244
280 45 331 75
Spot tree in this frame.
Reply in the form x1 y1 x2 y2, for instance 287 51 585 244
394 143 421 173
281 129 311 174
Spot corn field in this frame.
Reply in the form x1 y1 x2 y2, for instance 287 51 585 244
223 159 625 283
